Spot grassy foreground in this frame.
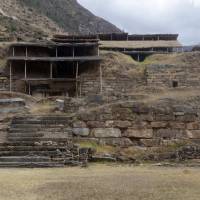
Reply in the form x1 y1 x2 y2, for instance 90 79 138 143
0 165 199 200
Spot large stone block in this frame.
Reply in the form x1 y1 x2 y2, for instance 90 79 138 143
124 129 153 139
175 114 197 122
151 121 168 128
87 121 105 128
73 121 87 128
155 114 174 121
154 129 186 139
91 128 121 138
187 122 199 130
169 122 186 129
131 121 150 129
140 139 161 147
99 138 133 147
113 120 132 128
72 128 90 137
186 130 200 139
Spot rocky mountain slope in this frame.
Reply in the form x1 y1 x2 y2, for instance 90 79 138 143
0 0 121 41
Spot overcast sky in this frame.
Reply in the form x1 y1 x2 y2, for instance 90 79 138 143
78 0 200 45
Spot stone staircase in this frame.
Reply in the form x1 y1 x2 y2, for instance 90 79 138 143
0 115 89 167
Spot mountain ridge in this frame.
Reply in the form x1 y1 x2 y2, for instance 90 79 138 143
0 0 121 41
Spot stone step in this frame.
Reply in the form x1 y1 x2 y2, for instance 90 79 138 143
13 116 69 121
0 146 67 151
0 156 51 162
8 133 44 138
0 150 60 157
10 124 66 128
9 128 41 133
0 162 65 168
12 120 68 125
8 137 45 142
0 141 69 146
7 137 73 142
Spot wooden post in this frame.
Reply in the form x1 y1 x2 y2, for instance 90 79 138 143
29 83 31 95
56 47 58 57
12 47 15 57
97 46 100 56
24 61 27 79
9 62 12 92
50 62 53 79
137 54 140 62
76 62 79 97
99 64 103 94
72 46 75 57
25 47 28 57
79 81 82 97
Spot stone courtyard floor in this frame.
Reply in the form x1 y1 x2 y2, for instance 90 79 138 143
0 164 199 200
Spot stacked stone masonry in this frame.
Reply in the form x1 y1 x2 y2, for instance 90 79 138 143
147 64 200 88
62 98 200 147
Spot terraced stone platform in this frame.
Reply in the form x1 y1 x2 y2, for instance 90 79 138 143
0 115 90 167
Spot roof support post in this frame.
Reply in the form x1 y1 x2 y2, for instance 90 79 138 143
28 83 31 95
56 47 58 57
50 62 53 79
9 62 12 92
97 46 100 56
25 47 28 57
99 64 103 94
76 62 79 98
12 47 15 57
72 46 75 57
24 61 27 79
137 54 140 62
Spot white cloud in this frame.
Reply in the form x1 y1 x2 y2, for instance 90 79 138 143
78 0 200 45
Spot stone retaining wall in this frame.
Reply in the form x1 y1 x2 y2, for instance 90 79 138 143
80 74 145 97
0 76 8 91
63 98 200 148
147 64 200 88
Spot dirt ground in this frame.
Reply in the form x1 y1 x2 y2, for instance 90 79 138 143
0 165 199 200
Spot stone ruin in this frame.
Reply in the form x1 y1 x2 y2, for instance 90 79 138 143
0 33 200 167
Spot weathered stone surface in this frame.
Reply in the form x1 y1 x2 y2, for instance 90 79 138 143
186 130 200 139
113 121 132 128
169 122 185 129
78 112 96 121
176 114 197 122
98 114 113 121
132 103 149 114
187 122 199 130
0 124 8 131
131 121 149 129
154 129 186 139
99 138 133 147
124 129 153 139
91 128 121 138
72 128 90 137
138 114 154 122
111 107 134 120
155 114 174 121
87 121 105 128
73 121 87 128
151 122 168 128
140 139 161 147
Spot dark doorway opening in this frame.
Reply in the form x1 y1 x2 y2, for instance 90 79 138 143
172 81 178 88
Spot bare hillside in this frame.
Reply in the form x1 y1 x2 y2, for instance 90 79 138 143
0 0 121 41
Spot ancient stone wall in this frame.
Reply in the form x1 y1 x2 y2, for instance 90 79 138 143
80 74 146 97
63 98 200 148
147 64 200 88
0 76 9 91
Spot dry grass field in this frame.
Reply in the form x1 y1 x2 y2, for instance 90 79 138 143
0 165 199 200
